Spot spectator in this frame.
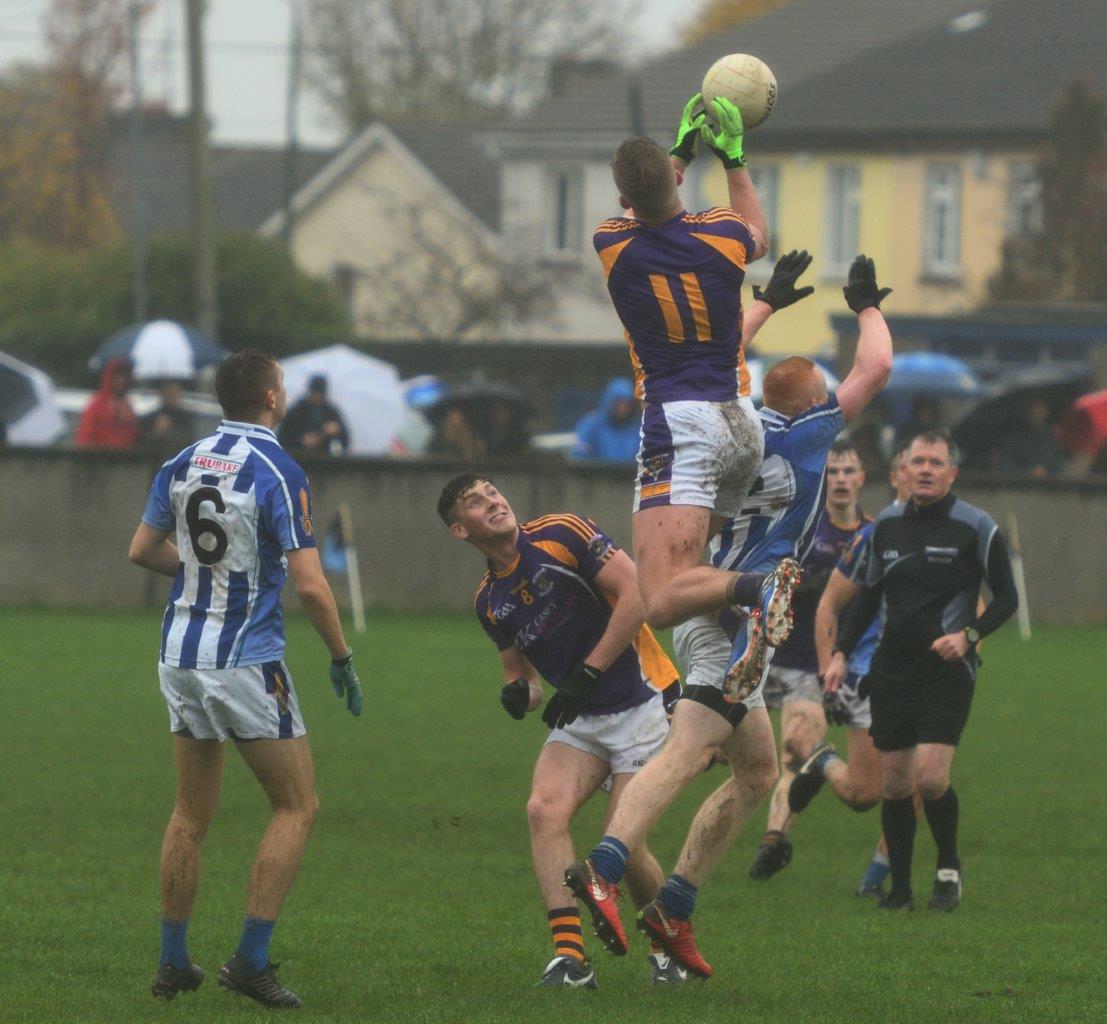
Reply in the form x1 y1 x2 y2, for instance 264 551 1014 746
75 357 137 450
483 399 529 456
996 397 1065 477
570 377 641 462
279 374 349 455
428 406 485 460
894 396 941 447
140 380 195 455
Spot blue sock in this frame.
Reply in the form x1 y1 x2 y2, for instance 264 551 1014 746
657 874 699 920
237 916 276 973
160 918 190 969
589 836 630 884
862 855 891 889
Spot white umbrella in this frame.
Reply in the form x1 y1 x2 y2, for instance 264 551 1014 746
0 351 64 446
280 344 406 455
92 320 229 381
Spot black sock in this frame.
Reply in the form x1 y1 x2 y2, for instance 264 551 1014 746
923 786 961 872
881 796 917 894
729 572 766 607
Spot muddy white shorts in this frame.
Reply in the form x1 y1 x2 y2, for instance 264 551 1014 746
546 692 670 775
672 614 767 720
159 659 306 741
838 671 873 730
633 398 764 517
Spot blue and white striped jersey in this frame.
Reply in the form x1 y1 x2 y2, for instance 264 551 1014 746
142 420 316 670
710 394 844 575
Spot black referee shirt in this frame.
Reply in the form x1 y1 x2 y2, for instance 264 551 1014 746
837 491 1018 672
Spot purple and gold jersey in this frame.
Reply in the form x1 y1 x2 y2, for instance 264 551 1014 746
593 208 757 404
772 509 873 673
474 514 678 716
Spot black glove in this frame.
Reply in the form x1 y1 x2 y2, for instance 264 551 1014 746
842 254 892 313
541 663 601 730
500 678 530 720
822 686 854 727
752 249 815 310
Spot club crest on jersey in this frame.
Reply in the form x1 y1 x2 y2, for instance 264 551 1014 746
532 568 553 596
191 454 242 474
298 488 313 536
589 535 614 563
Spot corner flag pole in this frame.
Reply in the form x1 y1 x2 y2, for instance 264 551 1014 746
338 502 366 634
1006 512 1031 641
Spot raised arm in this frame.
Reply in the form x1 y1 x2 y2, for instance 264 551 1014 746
742 250 815 347
696 98 769 258
835 256 894 422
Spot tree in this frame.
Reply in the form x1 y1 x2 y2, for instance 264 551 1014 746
304 0 629 132
991 79 1107 302
0 1 150 247
681 0 791 44
0 234 352 383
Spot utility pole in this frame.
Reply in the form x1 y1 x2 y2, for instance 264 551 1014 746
282 0 303 247
185 0 217 340
128 0 147 322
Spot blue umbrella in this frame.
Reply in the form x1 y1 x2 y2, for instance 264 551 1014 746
91 320 229 381
885 352 985 396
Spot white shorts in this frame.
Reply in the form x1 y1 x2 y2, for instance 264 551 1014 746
672 614 767 711
634 398 764 517
762 665 822 709
839 672 873 730
159 660 306 741
546 693 670 776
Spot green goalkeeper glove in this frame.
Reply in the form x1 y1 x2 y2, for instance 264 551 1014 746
330 650 363 717
669 93 706 164
700 96 747 168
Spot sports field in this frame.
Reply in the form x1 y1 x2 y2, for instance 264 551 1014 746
1 609 1102 1024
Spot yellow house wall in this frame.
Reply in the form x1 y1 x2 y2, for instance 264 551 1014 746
701 148 1019 358
288 143 498 339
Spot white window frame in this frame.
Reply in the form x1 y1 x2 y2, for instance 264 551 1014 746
1005 161 1042 238
922 162 962 278
543 165 583 261
823 165 861 277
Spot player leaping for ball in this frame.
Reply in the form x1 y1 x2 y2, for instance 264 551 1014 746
567 253 894 978
593 93 799 649
438 474 686 988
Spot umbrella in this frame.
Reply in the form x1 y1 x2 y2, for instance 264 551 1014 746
423 379 529 423
280 344 406 455
0 351 64 446
951 367 1090 469
91 320 229 381
884 352 985 396
1059 390 1107 455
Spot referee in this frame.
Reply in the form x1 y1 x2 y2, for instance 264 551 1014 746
826 429 1017 911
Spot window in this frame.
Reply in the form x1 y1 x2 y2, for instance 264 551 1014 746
1006 161 1042 237
544 166 583 258
923 163 962 277
823 165 861 275
747 164 779 262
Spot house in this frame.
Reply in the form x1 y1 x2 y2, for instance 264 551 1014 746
108 113 508 340
487 0 1107 356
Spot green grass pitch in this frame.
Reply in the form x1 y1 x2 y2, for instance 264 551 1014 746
0 609 1102 1023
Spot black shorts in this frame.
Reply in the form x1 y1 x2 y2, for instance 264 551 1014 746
682 684 750 728
867 654 975 751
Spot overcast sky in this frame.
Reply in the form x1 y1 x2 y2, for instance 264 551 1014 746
0 0 687 147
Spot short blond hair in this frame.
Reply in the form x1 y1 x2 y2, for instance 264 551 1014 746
611 137 678 222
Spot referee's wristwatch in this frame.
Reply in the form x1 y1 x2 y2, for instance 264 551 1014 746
963 626 981 646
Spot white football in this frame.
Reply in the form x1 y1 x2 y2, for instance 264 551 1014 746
701 53 777 129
